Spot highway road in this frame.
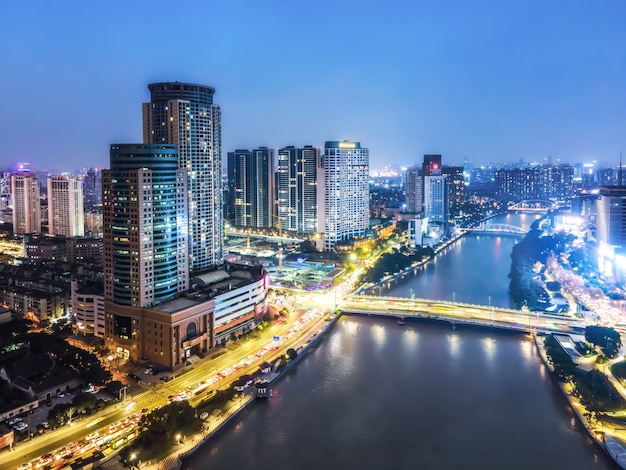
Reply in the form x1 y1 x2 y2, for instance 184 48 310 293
0 303 326 470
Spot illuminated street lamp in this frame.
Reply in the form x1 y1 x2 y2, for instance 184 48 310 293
130 453 136 468
176 433 181 445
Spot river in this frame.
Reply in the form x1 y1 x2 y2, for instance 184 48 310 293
384 212 543 307
182 212 618 469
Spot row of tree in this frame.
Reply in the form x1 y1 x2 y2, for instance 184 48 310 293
508 223 576 309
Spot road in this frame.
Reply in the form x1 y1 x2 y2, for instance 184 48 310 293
0 301 326 470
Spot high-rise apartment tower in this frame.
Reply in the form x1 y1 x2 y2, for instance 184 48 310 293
143 82 222 274
318 141 369 251
48 175 84 237
12 169 41 235
277 145 319 234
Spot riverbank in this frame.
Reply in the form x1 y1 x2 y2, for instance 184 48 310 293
534 334 626 469
156 314 342 470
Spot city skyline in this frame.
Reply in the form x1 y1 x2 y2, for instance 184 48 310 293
1 1 626 172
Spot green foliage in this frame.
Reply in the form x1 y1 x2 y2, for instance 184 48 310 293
585 326 622 358
72 391 98 413
138 401 198 443
299 240 318 253
544 335 577 382
362 246 434 284
26 332 111 385
508 228 579 309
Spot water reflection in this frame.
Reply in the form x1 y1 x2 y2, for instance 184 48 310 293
519 339 533 363
371 324 387 347
482 337 496 362
403 329 419 351
448 332 460 358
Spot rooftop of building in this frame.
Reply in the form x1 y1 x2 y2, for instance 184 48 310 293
151 262 266 314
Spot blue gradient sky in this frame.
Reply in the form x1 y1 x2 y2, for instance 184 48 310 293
1 0 625 172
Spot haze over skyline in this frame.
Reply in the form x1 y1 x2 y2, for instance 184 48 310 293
1 0 625 172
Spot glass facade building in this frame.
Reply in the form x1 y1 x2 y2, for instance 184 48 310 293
143 82 222 274
103 144 188 308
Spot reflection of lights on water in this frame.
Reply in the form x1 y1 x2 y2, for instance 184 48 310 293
403 329 418 350
519 340 532 362
539 363 545 379
448 333 460 358
482 337 496 361
371 324 387 347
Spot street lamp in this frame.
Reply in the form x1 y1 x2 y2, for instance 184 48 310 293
130 453 136 468
176 433 181 445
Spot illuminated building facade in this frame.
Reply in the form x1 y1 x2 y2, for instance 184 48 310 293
103 144 189 308
277 145 319 234
11 169 41 235
143 82 223 274
227 147 275 229
318 141 369 251
48 175 84 237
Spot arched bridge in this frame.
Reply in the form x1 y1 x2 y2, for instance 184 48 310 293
508 199 555 212
463 223 527 234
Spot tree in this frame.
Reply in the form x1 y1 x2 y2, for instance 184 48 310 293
585 326 622 358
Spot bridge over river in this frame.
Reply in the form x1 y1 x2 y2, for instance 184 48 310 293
340 294 587 335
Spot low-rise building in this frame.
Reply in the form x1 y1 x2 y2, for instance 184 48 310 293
105 263 268 370
71 280 105 337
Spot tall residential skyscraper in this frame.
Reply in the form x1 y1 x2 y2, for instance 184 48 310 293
318 141 369 251
404 166 423 214
143 82 222 274
48 175 84 237
103 144 188 308
227 147 275 229
12 168 41 235
277 145 320 234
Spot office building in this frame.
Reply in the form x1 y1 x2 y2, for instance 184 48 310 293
227 147 275 229
48 175 84 237
103 144 189 308
597 186 626 249
11 169 41 235
277 145 319 234
143 82 223 274
424 175 448 225
318 141 369 251
404 166 422 214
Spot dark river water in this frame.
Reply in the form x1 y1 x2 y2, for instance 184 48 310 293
182 213 618 470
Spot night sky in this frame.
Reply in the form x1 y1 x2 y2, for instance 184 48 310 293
1 0 625 172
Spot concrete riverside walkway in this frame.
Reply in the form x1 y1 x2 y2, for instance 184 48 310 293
535 334 626 469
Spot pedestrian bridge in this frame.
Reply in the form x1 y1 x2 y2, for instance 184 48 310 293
463 223 527 234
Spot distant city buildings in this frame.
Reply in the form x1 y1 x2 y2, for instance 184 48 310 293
47 175 84 237
11 168 41 235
